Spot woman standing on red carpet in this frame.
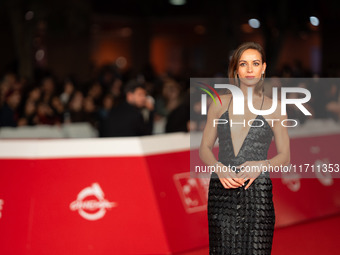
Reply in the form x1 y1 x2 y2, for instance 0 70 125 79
199 42 290 254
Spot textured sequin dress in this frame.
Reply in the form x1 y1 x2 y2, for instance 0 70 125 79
208 95 275 255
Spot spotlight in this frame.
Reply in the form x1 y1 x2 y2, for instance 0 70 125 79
248 19 260 29
25 11 34 21
169 0 186 6
309 16 319 26
35 50 45 61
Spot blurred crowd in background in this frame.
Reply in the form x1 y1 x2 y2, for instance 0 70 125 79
1 62 340 137
1 0 339 137
0 63 192 136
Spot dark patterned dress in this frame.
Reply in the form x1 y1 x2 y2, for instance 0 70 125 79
208 95 275 255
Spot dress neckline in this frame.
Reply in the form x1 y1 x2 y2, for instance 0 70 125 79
218 110 273 158
220 93 268 158
226 111 259 158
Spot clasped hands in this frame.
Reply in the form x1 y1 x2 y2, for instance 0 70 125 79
216 161 265 190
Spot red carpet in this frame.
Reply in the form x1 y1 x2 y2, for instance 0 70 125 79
176 213 340 255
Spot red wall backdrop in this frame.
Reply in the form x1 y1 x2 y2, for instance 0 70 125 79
0 133 339 254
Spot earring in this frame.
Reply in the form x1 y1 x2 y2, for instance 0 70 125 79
235 73 240 87
261 72 264 80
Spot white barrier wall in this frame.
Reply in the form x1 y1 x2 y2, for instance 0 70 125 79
0 124 340 254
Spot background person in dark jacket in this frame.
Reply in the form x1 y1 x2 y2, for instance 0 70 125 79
99 80 154 137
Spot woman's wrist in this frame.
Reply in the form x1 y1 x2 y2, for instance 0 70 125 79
212 161 221 174
260 159 271 173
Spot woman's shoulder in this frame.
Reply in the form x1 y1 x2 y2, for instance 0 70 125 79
219 94 232 105
263 95 272 105
263 95 282 118
207 94 231 117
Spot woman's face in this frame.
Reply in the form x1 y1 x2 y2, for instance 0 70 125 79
237 49 266 86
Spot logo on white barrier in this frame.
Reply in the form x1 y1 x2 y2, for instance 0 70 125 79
281 172 301 192
0 199 4 219
173 172 209 214
70 183 117 221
